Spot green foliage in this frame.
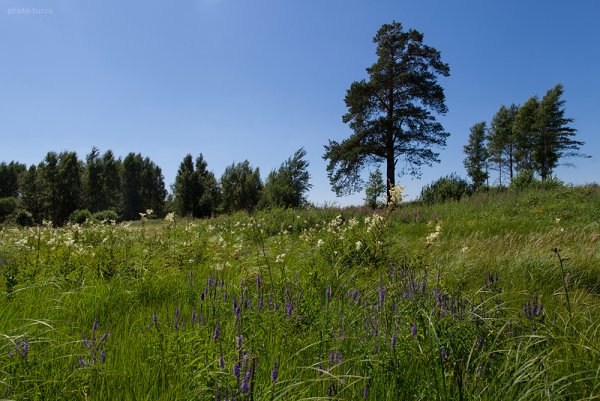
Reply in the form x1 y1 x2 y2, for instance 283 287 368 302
463 122 488 189
70 209 93 225
364 168 385 209
174 154 220 218
92 209 118 222
122 153 167 220
419 173 471 204
509 169 535 191
14 209 34 227
533 84 586 180
220 160 262 213
0 161 26 198
259 148 312 209
0 197 18 222
513 96 539 171
324 21 450 198
487 104 519 184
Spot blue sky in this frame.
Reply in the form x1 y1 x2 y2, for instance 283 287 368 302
1 0 598 205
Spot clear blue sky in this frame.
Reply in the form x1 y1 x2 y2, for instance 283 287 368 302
1 0 598 205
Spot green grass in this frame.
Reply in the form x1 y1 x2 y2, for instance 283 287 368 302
1 185 599 400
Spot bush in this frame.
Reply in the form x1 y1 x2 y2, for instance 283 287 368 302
510 169 535 191
15 210 35 227
419 174 472 204
70 209 92 225
92 209 118 223
531 176 565 191
0 197 18 222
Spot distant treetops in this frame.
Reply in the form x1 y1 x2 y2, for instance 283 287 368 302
464 84 587 189
0 147 311 226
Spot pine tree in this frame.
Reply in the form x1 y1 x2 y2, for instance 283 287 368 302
324 21 450 201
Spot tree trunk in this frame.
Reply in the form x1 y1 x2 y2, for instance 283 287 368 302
386 146 395 203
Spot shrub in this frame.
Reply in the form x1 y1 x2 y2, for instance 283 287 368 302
419 174 472 204
15 210 35 227
92 209 118 223
0 197 18 222
509 169 535 191
70 209 92 225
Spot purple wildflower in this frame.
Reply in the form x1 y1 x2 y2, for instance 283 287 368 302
100 331 109 343
153 310 158 326
362 380 369 398
78 356 86 367
410 322 417 337
440 346 447 362
241 371 250 393
219 356 225 369
271 362 278 382
233 362 241 378
237 334 243 348
326 287 331 304
286 302 293 317
100 349 106 364
213 326 220 341
391 332 397 348
256 275 262 289
93 320 99 333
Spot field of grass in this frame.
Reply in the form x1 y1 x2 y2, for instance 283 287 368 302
1 186 599 400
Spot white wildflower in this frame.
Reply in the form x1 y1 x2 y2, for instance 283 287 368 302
388 183 404 207
355 240 363 251
317 239 325 248
275 253 286 263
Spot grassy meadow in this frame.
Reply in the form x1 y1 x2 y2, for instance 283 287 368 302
1 185 599 400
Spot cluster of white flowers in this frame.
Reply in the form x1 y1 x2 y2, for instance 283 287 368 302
164 212 175 225
426 223 442 246
275 253 286 263
316 239 325 248
387 184 404 207
355 240 363 251
365 213 384 233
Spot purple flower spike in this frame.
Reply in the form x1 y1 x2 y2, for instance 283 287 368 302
233 362 241 378
241 371 250 393
213 326 220 341
219 356 225 369
271 362 278 382
100 331 109 343
236 334 243 348
440 346 447 361
100 349 106 364
78 356 86 367
326 287 331 304
153 310 158 325
286 302 293 317
93 320 99 333
256 275 262 289
391 333 397 348
410 322 417 337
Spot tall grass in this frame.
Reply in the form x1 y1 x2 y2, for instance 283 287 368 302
0 186 598 400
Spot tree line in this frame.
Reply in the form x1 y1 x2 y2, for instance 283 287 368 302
464 84 586 189
0 147 311 225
